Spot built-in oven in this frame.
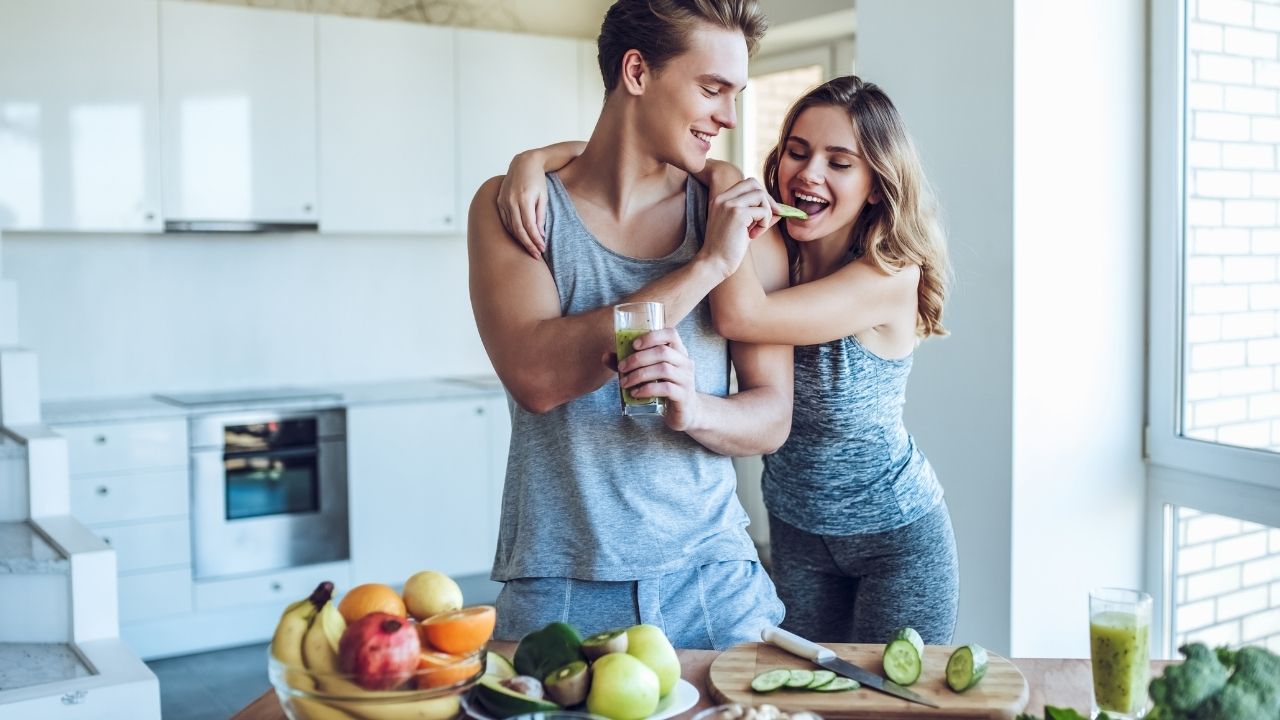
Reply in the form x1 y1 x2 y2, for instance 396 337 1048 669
189 408 349 580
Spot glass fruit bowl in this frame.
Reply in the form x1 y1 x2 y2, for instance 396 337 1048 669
268 644 486 720
692 704 823 720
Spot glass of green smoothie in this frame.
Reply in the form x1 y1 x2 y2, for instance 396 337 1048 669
613 301 666 416
1089 587 1152 719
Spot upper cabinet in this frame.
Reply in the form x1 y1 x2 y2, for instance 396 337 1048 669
0 0 163 232
318 16 456 235
160 2 317 225
456 30 582 219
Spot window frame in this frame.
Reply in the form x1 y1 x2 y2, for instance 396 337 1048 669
1147 0 1280 657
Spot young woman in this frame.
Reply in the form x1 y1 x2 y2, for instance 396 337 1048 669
499 76 957 645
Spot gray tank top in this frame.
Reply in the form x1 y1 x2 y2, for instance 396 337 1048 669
491 172 759 582
762 334 943 535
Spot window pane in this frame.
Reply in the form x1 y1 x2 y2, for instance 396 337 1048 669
1181 0 1280 454
1171 506 1280 653
742 65 823 180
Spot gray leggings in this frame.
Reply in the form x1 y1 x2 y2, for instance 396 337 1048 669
768 502 959 645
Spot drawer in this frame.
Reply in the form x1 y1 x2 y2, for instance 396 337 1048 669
93 518 191 573
71 469 188 525
57 419 187 476
195 561 350 612
118 567 192 623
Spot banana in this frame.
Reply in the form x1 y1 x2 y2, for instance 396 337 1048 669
272 582 335 692
305 600 364 694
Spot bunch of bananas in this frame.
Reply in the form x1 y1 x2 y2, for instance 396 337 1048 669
269 581 463 720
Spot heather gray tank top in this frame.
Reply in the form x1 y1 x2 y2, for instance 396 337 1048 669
762 335 943 535
491 172 759 582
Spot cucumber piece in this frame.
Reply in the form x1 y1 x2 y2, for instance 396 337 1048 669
784 669 815 688
750 669 792 693
806 670 837 689
775 203 809 220
811 677 859 692
882 633 923 686
945 644 989 692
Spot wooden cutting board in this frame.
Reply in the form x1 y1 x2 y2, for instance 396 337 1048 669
708 643 1030 720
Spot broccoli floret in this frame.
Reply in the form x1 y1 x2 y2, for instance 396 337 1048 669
1194 645 1280 719
1149 644 1230 714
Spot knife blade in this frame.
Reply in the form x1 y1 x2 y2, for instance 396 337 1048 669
761 626 940 709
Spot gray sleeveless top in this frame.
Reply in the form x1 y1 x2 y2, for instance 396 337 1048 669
762 335 943 535
490 172 760 582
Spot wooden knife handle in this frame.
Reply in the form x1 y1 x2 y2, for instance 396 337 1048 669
761 626 836 662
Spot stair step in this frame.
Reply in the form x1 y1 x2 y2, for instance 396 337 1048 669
0 521 69 575
0 643 91 692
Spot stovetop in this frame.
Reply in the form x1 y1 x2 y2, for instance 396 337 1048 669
154 387 342 408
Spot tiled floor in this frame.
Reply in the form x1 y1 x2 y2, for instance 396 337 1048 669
147 575 502 719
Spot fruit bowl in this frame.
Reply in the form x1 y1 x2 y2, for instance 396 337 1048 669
268 644 486 720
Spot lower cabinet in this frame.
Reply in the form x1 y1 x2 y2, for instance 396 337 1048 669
347 395 508 586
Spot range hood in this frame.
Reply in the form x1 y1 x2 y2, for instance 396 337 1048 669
163 220 318 233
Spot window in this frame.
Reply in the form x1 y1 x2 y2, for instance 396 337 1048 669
1151 0 1280 658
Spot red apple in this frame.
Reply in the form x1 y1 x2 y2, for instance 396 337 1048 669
338 611 421 690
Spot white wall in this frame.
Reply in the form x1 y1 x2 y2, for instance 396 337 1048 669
1009 0 1147 658
858 0 1147 657
5 232 490 400
858 0 1017 656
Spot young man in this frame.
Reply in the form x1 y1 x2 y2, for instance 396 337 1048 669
468 0 791 649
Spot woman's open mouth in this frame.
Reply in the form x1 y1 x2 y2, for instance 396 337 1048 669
791 191 830 218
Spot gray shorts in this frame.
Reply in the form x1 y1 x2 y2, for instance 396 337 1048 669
493 560 784 650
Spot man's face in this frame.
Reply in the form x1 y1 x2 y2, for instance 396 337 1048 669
639 25 748 174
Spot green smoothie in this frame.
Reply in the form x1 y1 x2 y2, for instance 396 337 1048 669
1090 610 1150 715
615 328 659 409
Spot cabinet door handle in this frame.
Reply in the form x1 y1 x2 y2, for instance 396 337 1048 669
444 215 453 225
303 203 313 213
94 435 107 445
101 536 112 546
95 485 110 497
145 212 156 221
475 406 485 416
271 582 283 592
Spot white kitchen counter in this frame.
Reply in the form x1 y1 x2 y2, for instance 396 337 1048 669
41 376 506 425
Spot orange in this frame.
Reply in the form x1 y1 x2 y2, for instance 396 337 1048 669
420 605 497 655
337 583 406 624
415 650 483 689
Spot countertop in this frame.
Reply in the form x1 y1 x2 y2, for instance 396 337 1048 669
40 375 506 426
231 641 1176 720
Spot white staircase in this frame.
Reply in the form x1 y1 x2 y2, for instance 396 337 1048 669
0 233 160 718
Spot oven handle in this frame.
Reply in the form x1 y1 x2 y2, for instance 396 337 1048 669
222 446 320 461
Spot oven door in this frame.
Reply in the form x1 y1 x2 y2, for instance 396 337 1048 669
191 410 349 580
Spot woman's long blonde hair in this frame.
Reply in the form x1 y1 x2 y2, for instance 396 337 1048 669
763 75 951 338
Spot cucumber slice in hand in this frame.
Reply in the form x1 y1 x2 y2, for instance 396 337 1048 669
946 644 989 692
750 669 793 693
882 628 924 686
811 676 859 692
785 669 815 688
806 669 837 689
774 203 809 220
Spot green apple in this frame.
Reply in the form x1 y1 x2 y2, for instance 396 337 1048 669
586 652 659 720
625 624 680 697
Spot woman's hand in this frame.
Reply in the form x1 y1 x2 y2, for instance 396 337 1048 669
701 177 780 279
615 328 702 433
497 149 552 259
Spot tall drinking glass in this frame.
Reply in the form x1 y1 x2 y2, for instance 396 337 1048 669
1089 587 1152 719
613 302 666 416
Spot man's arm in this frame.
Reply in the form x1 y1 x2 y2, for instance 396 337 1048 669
469 176 739 415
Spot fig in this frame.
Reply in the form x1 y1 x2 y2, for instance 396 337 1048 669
544 660 590 706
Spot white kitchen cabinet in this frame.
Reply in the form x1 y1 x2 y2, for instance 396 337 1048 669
0 0 163 232
160 2 317 224
347 397 504 585
318 16 457 234
456 29 582 221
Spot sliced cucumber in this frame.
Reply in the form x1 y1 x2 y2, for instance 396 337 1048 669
882 630 924 686
784 669 815 688
811 676 859 692
945 644 989 692
806 670 837 689
750 668 793 693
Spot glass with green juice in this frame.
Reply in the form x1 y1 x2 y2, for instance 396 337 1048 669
613 301 666 416
1089 587 1152 719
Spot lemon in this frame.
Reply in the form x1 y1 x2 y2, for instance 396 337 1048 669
403 570 463 620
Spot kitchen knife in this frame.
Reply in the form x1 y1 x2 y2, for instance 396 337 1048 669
761 626 940 709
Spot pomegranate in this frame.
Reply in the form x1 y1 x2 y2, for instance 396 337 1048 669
338 611 421 690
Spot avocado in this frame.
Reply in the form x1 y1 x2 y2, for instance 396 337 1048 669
513 622 584 681
474 675 560 718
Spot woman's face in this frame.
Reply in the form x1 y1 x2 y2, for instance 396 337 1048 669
776 105 877 243
637 25 747 173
